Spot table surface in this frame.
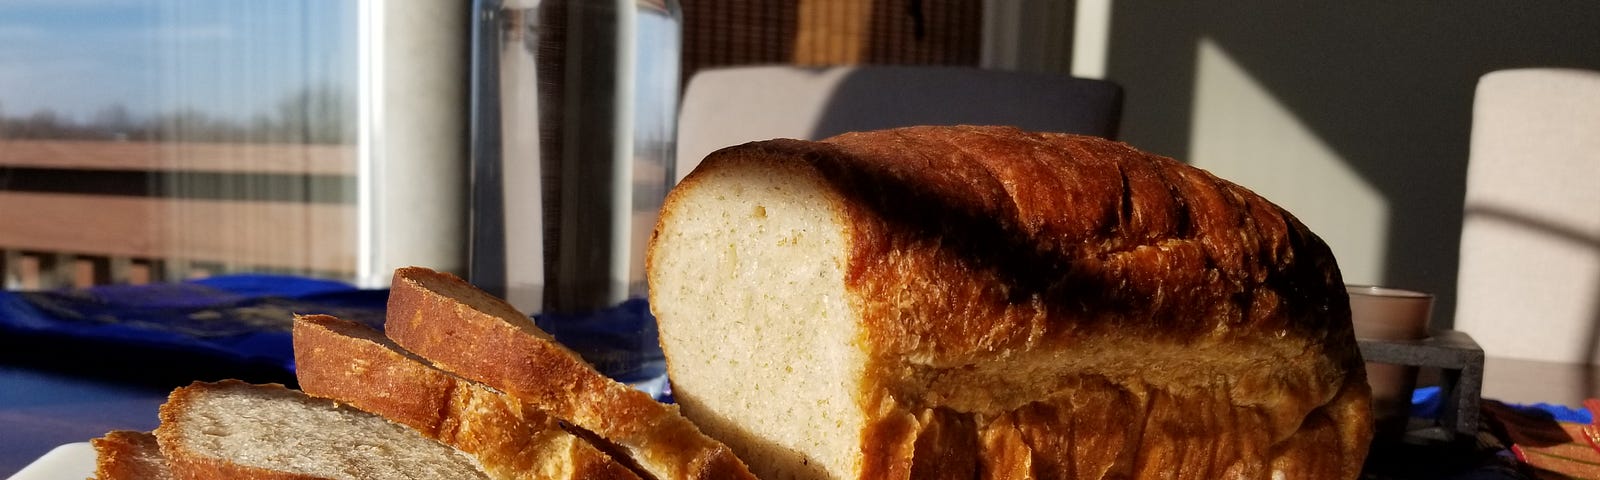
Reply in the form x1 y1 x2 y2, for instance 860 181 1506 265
4 354 1593 477
0 365 166 477
0 329 297 478
1481 356 1600 406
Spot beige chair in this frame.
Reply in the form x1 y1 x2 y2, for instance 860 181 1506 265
1455 68 1600 365
674 65 1123 183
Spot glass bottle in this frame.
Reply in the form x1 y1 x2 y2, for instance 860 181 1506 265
467 0 681 394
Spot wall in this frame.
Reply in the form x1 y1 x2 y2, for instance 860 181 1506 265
1099 1 1600 328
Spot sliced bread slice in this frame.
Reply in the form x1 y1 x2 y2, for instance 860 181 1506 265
154 380 491 480
292 314 642 480
383 266 756 480
92 430 174 480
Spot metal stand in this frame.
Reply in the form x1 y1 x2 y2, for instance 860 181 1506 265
1358 329 1485 443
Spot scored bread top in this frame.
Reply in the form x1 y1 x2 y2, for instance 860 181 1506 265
724 126 1356 361
682 127 1363 397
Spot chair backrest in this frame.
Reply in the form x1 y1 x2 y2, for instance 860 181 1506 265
674 65 1123 182
1455 68 1600 364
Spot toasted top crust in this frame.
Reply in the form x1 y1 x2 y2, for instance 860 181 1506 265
292 314 642 480
672 125 1371 478
708 127 1361 395
768 126 1356 362
384 267 757 480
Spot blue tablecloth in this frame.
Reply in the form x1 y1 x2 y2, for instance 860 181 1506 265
0 275 666 397
0 275 385 374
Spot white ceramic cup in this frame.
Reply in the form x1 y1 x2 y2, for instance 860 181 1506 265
1347 285 1434 444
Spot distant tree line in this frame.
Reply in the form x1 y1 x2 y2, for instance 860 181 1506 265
0 85 352 144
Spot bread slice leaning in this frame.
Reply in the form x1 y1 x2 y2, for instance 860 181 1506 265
154 380 491 480
383 266 756 480
93 430 174 480
292 314 642 480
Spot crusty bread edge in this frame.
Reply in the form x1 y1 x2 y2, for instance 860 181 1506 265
92 430 171 480
384 266 757 480
816 127 1373 477
292 314 643 480
292 315 454 437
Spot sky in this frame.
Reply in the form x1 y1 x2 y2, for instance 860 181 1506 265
0 0 354 123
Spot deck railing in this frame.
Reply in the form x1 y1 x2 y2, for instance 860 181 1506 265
0 139 358 289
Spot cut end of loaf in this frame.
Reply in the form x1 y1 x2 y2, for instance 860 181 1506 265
651 153 867 480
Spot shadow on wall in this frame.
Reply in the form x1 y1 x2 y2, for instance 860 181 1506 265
1104 1 1600 328
1466 204 1600 364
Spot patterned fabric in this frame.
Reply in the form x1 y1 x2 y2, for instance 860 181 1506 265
0 275 384 373
1490 399 1600 479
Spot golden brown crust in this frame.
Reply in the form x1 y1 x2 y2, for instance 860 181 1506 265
978 377 1151 480
292 314 642 480
293 315 454 437
678 126 1371 478
908 408 979 480
160 455 324 480
806 126 1355 365
92 430 173 480
384 267 757 480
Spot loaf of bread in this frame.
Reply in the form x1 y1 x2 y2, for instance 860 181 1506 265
92 430 173 480
154 380 492 479
648 126 1372 479
383 266 757 480
292 314 642 480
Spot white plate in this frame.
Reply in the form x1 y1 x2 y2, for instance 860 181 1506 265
7 443 94 480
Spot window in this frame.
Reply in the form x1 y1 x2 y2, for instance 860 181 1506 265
0 1 359 288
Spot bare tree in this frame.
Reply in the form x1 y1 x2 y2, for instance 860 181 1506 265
272 84 353 144
0 84 352 144
92 103 137 140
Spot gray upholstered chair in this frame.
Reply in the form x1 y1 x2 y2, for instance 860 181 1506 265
675 65 1123 183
